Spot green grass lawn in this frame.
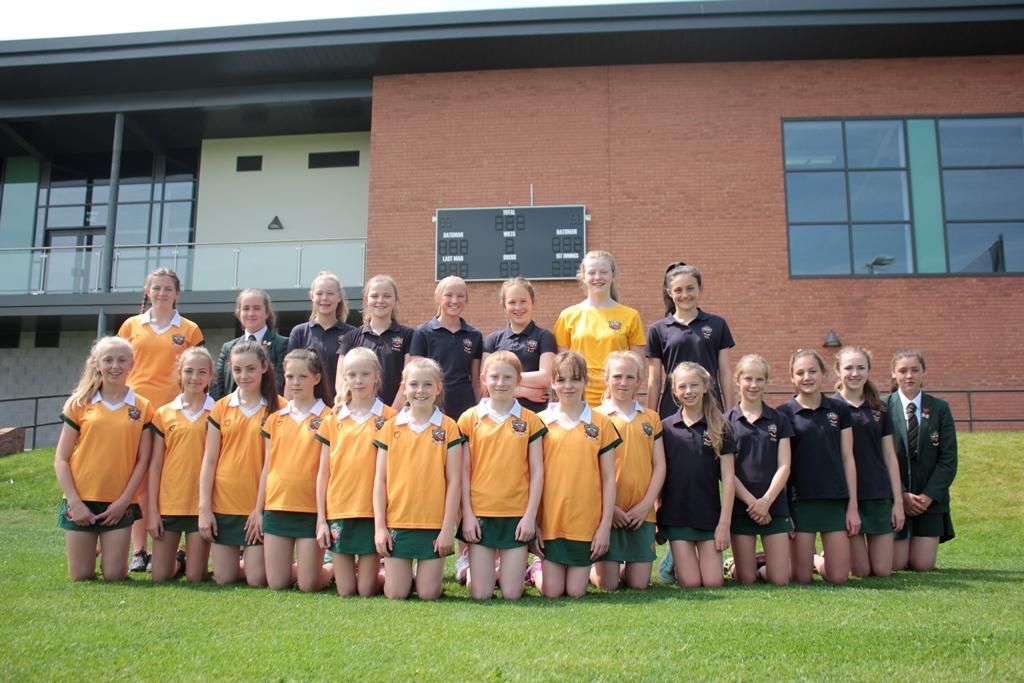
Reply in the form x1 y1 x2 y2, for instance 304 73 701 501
2 433 1023 681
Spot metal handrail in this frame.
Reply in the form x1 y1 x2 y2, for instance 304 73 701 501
0 237 366 254
0 394 67 450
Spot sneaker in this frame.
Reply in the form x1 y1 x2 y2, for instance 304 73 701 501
657 551 675 584
723 556 735 579
524 558 542 587
129 550 149 573
175 550 187 577
455 552 470 585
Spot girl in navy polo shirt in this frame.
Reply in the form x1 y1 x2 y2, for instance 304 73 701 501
287 271 355 391
777 349 859 585
725 354 792 585
833 346 905 578
658 361 735 588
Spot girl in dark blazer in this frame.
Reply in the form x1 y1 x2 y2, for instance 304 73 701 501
888 348 957 572
212 289 288 399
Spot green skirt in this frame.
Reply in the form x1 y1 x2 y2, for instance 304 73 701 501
542 538 595 567
604 522 656 563
161 515 199 534
329 517 376 556
213 513 263 547
659 524 714 542
57 500 141 532
389 528 449 560
263 510 317 539
896 511 956 543
731 514 791 537
790 498 849 534
457 516 528 550
859 498 895 536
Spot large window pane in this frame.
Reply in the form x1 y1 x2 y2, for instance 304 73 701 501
114 204 151 244
849 171 909 222
943 169 1024 220
939 118 1024 167
786 172 847 222
846 120 905 169
784 121 844 170
851 223 913 275
947 223 1024 273
789 224 850 275
118 182 152 203
48 186 86 206
46 206 86 228
161 202 193 243
164 180 194 201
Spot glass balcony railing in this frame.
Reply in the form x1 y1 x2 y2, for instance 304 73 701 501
0 239 365 294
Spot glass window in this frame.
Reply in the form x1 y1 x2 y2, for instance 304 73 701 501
789 225 850 275
939 118 1024 167
48 185 87 206
851 224 913 275
848 171 910 222
846 120 905 169
114 204 151 244
947 223 1024 273
943 169 1024 221
784 121 844 170
118 182 153 203
161 202 193 243
164 180 194 201
46 206 86 228
786 172 847 222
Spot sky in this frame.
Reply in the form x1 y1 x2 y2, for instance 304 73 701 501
0 0 696 41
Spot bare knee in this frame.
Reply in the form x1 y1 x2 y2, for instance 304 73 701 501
69 568 95 582
703 575 723 589
623 576 648 590
565 584 587 598
417 586 443 601
297 579 321 593
103 567 128 582
850 561 872 578
909 558 935 572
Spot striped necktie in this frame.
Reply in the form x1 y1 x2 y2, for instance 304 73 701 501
906 402 919 459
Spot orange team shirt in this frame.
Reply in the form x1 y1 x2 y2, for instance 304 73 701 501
151 394 215 516
373 407 465 530
261 400 333 513
60 389 154 503
118 310 204 409
537 404 621 542
596 400 663 523
315 399 396 519
552 303 645 406
457 399 547 518
208 391 286 515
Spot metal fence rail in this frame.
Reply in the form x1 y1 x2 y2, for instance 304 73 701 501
0 394 67 450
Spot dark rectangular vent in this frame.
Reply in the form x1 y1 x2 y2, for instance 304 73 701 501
35 317 60 348
308 151 359 169
236 156 263 172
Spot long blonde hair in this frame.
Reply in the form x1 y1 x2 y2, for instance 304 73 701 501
64 336 134 411
671 361 727 456
309 271 349 323
577 250 621 302
335 347 382 409
362 274 400 324
176 346 215 393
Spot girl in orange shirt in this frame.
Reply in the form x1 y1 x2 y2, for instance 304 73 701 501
148 347 215 582
316 348 396 597
54 336 153 581
373 358 464 600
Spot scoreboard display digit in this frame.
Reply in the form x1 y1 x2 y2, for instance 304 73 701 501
435 205 587 282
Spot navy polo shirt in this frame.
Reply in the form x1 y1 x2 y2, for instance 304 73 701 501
830 393 894 501
287 319 355 390
338 321 414 406
777 394 852 502
657 413 736 531
646 310 735 418
483 321 557 413
725 404 794 519
409 317 483 419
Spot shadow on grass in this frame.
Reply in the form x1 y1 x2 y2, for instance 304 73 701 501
841 566 1024 591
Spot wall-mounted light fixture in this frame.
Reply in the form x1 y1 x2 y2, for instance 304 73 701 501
268 216 283 230
823 329 842 348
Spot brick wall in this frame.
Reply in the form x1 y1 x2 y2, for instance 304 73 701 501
366 56 1024 398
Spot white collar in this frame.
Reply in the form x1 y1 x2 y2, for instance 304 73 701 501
280 399 327 421
540 402 592 430
897 391 923 419
91 388 137 411
228 389 267 417
395 406 443 433
242 326 268 342
170 393 216 421
141 308 182 332
476 398 522 425
599 399 644 423
337 398 385 424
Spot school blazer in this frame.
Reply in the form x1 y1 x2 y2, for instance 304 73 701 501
887 392 957 513
211 331 288 399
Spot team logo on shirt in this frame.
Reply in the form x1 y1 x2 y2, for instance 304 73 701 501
701 325 713 340
462 338 474 354
309 417 322 432
329 522 341 543
127 408 142 422
526 339 538 353
583 423 600 440
374 417 387 430
171 334 186 346
338 334 346 344
922 407 931 421
431 428 446 445
642 422 654 437
931 430 940 446
872 409 882 422
511 419 528 435
827 412 839 428
391 336 404 352
768 423 778 441
607 320 622 332
702 431 713 448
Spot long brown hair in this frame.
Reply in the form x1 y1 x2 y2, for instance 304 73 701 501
890 348 927 392
175 346 214 393
671 361 727 456
229 340 279 420
140 267 181 314
834 346 883 411
662 263 703 317
64 336 134 412
235 288 276 331
284 348 333 406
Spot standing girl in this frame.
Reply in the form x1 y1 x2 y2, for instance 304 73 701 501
658 362 736 589
198 340 283 586
118 267 204 571
458 351 546 600
888 349 957 573
725 354 792 586
482 277 557 414
287 271 354 391
777 349 859 585
592 351 665 591
409 275 483 420
54 336 153 581
647 263 735 418
554 251 645 406
373 358 464 600
335 274 413 408
258 349 333 592
213 288 288 399
316 348 396 596
531 351 619 598
148 347 216 582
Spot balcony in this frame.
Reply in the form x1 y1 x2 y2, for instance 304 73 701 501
0 238 366 294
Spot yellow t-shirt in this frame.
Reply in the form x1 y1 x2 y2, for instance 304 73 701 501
261 400 333 513
152 394 215 516
315 399 397 519
457 400 547 518
373 408 464 530
553 303 645 405
537 405 621 542
118 310 204 409
596 401 663 523
208 391 285 515
61 390 154 503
